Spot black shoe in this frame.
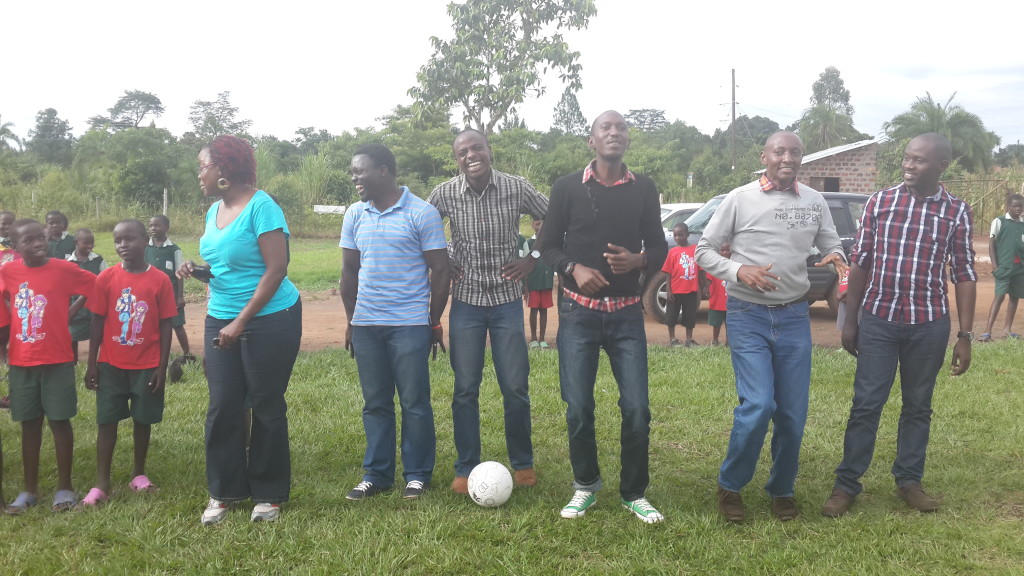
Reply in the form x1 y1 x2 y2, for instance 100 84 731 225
346 481 387 501
403 480 427 499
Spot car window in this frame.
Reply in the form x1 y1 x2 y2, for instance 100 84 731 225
848 200 864 231
663 209 697 231
683 196 724 234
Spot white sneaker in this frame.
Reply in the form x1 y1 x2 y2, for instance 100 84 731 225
251 502 281 522
201 498 229 526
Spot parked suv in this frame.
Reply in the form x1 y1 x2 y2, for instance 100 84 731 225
642 192 866 322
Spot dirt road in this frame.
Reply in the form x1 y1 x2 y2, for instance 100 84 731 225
166 237 998 355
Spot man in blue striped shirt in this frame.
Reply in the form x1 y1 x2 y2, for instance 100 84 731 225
340 143 451 501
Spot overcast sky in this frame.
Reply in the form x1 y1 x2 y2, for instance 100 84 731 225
4 0 1023 149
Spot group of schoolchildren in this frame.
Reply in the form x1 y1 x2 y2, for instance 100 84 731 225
0 211 191 514
520 218 732 349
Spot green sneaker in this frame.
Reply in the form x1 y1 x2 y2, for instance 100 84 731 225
622 497 664 523
560 490 596 519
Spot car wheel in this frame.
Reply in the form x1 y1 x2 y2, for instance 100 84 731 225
642 272 669 323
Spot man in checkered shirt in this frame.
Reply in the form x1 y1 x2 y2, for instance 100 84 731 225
428 129 548 495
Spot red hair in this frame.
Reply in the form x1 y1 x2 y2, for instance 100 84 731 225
205 135 257 187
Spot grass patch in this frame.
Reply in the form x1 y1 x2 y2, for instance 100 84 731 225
1 341 1023 574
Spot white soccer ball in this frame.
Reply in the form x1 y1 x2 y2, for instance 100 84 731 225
467 461 514 508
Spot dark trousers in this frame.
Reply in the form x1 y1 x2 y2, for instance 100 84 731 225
204 299 302 503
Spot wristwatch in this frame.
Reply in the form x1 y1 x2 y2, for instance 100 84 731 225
564 261 576 276
530 249 540 259
956 331 974 342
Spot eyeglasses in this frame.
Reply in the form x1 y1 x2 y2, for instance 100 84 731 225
198 163 217 175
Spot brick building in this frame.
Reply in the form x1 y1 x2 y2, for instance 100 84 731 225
795 139 878 194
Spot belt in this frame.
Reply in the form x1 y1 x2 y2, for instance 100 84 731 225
764 297 807 309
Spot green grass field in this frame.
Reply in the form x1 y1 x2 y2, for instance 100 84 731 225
1 340 1022 575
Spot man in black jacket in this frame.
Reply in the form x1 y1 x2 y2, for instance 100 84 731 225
537 110 668 524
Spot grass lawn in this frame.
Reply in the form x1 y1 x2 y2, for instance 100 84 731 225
1 340 1022 575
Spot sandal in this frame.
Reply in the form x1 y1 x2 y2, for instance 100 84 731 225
129 474 158 493
978 333 993 343
52 489 78 513
4 492 38 515
1007 332 1021 340
78 487 109 508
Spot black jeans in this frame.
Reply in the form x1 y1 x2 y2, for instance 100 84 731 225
204 298 302 503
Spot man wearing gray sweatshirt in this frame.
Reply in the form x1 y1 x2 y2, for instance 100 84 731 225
695 131 847 523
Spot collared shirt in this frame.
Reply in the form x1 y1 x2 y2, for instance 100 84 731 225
758 174 800 195
429 169 547 307
342 187 447 325
852 183 976 324
582 160 636 187
568 160 640 311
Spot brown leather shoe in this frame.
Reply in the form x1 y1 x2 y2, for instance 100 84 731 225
717 487 744 523
513 467 537 487
897 483 938 512
451 476 469 495
771 496 799 521
821 488 855 518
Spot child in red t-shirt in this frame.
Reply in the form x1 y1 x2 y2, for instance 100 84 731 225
0 219 97 514
706 241 732 346
79 220 177 506
662 223 701 346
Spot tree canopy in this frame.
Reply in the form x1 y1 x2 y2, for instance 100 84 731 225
409 0 596 134
187 92 253 143
810 66 854 114
883 92 1000 172
552 88 587 137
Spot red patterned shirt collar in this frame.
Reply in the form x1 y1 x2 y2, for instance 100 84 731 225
582 160 636 187
758 174 800 196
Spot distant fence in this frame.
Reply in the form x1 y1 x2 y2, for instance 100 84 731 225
943 179 1012 230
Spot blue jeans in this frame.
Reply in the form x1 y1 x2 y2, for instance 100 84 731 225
449 299 533 477
352 324 435 487
834 312 950 495
719 296 811 497
204 298 301 503
557 300 650 501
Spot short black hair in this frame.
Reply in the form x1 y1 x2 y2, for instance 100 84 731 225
1009 193 1024 204
151 214 170 227
116 219 147 237
45 210 69 227
74 227 94 239
11 218 41 244
0 210 15 219
354 143 397 176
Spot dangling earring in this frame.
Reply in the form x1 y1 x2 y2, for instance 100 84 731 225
217 178 230 190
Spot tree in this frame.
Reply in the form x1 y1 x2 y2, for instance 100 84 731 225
188 92 253 142
995 142 1024 168
795 67 869 153
796 105 870 154
0 115 23 151
27 108 75 166
713 115 780 152
624 109 668 133
552 88 587 137
883 92 1000 172
109 90 165 129
810 66 854 114
409 0 597 134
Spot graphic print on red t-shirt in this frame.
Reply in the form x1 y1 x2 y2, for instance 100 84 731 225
707 273 728 311
87 265 177 370
662 245 700 295
0 259 97 366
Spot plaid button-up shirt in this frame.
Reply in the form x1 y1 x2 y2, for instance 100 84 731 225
852 183 976 324
429 170 548 306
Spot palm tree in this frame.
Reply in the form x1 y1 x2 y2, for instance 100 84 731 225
0 115 23 151
796 105 870 154
883 93 1000 172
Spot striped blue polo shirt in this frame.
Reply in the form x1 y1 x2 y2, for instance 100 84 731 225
340 187 448 326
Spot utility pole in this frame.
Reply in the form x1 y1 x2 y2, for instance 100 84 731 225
731 68 736 171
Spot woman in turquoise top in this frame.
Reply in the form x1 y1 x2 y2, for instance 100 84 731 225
178 135 302 525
